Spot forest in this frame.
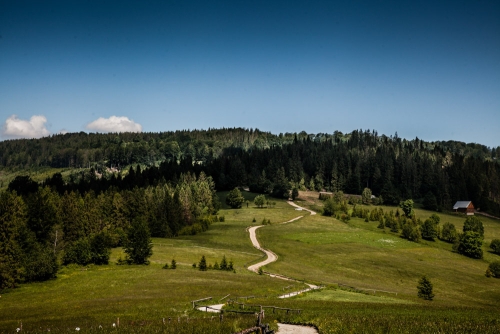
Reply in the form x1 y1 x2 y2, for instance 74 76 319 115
1 128 499 291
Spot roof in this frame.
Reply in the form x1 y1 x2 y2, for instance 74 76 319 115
453 201 472 209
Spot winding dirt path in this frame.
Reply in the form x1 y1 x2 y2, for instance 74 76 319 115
287 201 317 215
247 202 320 296
200 201 320 333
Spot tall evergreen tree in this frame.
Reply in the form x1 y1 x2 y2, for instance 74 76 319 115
124 217 153 265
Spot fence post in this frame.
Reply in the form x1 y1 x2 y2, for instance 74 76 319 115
219 310 224 323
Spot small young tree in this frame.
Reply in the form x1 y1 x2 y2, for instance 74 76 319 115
417 276 434 300
421 218 439 241
291 187 299 200
322 197 336 217
220 255 228 271
171 259 177 269
361 188 372 204
457 231 483 259
254 194 266 208
226 188 245 208
199 255 207 271
399 199 414 217
463 216 484 239
440 222 458 243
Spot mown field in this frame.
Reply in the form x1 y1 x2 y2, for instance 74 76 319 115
1 190 499 333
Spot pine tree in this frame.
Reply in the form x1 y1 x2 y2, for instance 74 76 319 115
220 255 228 271
0 192 26 290
199 255 207 271
417 276 435 300
124 217 153 265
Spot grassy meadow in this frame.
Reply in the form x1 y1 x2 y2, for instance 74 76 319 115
1 190 500 333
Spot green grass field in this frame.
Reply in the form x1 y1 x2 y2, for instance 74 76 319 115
1 191 499 333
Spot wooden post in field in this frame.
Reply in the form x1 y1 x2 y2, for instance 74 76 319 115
117 317 119 328
219 310 224 323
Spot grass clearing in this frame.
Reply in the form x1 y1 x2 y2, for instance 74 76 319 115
1 191 500 332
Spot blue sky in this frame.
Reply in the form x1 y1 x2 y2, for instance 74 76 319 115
1 0 499 147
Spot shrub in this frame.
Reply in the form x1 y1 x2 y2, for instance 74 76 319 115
421 218 438 241
487 261 500 278
170 259 177 269
254 194 266 208
90 233 111 265
340 214 350 223
490 239 500 255
440 222 458 243
323 197 337 217
401 222 421 242
226 188 245 208
64 238 92 265
457 231 483 259
463 216 484 239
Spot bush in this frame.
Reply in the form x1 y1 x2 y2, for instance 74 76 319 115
421 218 438 241
401 222 421 242
90 233 111 265
254 194 266 208
64 238 92 265
440 222 458 243
463 216 484 239
487 261 500 278
226 188 245 208
322 197 337 217
23 243 58 282
457 231 483 259
490 239 500 255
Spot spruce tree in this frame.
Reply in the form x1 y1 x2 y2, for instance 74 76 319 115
417 276 435 300
124 217 153 265
199 255 207 271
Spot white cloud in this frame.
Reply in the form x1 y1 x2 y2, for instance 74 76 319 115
1 114 51 139
86 116 142 133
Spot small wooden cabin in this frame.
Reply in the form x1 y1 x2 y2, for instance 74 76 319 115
453 201 475 215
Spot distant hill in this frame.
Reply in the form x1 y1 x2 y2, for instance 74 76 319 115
1 128 499 215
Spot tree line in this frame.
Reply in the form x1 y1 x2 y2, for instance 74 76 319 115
8 129 496 215
0 172 220 291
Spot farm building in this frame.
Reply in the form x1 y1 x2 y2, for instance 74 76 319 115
453 201 475 215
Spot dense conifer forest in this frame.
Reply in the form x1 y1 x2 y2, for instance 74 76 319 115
1 128 499 290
